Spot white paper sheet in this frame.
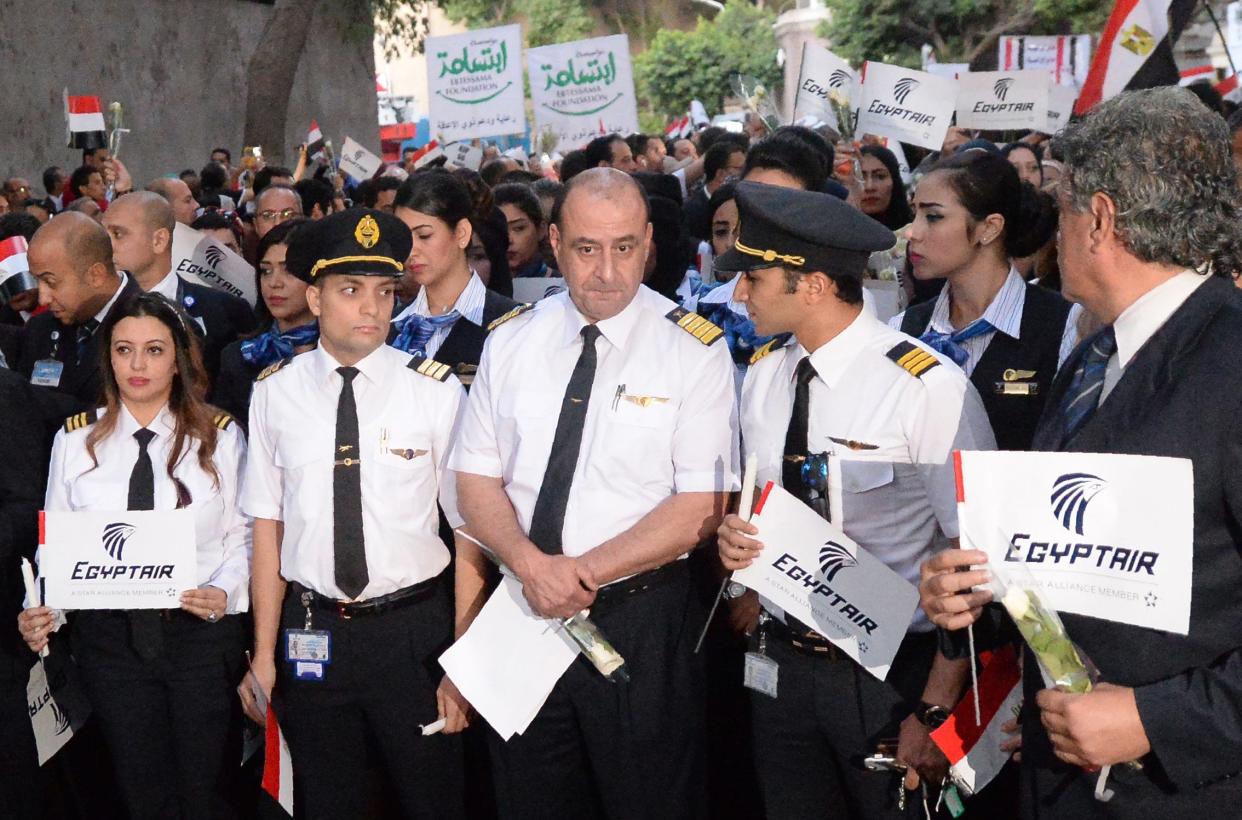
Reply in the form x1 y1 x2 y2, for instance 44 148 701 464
439 575 580 740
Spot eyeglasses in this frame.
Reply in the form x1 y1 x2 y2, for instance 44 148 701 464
5 185 29 195
258 208 297 221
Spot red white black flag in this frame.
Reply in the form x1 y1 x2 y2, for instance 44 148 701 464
1075 0 1198 114
64 91 107 150
306 120 325 161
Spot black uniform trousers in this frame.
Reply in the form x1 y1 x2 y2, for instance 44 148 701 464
749 630 937 820
0 653 41 820
71 609 245 820
487 562 706 820
275 579 463 820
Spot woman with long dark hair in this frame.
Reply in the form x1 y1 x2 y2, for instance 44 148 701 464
893 150 1078 449
19 292 250 820
859 144 913 230
213 217 315 425
389 169 519 386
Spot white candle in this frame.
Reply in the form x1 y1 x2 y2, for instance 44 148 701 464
20 558 48 659
738 454 759 521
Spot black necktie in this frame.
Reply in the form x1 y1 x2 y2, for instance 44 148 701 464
528 325 601 555
333 366 368 599
75 319 99 365
127 428 162 660
782 357 818 508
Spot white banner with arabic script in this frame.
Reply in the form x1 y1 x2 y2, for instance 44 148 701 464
527 34 639 150
427 25 526 143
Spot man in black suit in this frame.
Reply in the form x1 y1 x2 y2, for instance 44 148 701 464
101 192 255 388
920 87 1242 818
19 212 140 408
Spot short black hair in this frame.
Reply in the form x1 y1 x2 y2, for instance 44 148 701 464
771 125 834 182
199 162 228 192
584 134 625 168
480 158 515 188
704 141 745 184
0 213 41 242
254 165 294 195
359 176 401 208
69 166 99 198
558 150 592 183
42 166 64 192
294 178 334 217
698 127 748 155
493 183 544 227
743 134 827 191
190 211 234 232
210 147 232 162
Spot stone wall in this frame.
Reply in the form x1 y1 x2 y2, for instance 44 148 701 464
0 0 377 190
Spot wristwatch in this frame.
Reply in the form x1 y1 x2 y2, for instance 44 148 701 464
724 581 748 599
915 701 952 730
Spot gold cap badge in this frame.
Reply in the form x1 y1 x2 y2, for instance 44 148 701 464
355 215 380 249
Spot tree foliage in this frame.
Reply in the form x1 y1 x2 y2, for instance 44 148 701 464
820 0 1110 68
634 0 781 117
440 0 594 47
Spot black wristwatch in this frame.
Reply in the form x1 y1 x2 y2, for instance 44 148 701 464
915 701 951 730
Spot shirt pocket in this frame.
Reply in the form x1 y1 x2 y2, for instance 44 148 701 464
840 459 896 495
375 437 434 472
610 389 677 431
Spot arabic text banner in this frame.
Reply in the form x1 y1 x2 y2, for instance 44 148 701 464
527 34 639 150
427 25 526 143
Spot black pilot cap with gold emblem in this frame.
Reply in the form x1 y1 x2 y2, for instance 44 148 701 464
285 208 412 283
715 181 895 280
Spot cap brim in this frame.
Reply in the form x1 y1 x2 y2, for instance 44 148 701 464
714 248 768 274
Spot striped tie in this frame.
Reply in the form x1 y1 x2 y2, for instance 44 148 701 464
1054 326 1117 447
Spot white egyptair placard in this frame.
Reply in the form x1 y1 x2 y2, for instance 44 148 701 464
1045 82 1078 134
528 34 639 150
854 61 958 151
171 223 256 307
955 450 1194 634
39 509 198 610
955 70 1050 131
27 660 75 765
339 136 383 182
427 24 527 143
793 42 855 130
733 482 920 680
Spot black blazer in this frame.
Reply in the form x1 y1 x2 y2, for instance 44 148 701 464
173 276 257 390
212 339 262 429
387 288 519 390
17 274 142 408
1016 277 1242 816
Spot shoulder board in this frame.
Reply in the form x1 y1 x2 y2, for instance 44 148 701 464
666 307 724 346
749 334 791 366
213 412 236 431
885 341 941 379
487 302 535 332
63 409 99 433
255 357 293 382
409 356 453 382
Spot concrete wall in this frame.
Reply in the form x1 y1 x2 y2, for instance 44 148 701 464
0 0 377 190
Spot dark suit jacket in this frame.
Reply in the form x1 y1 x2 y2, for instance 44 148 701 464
17 274 142 408
1018 276 1242 817
173 276 257 390
682 186 712 243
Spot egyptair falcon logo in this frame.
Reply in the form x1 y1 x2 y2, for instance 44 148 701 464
894 77 920 105
102 522 136 562
819 541 858 582
1050 473 1106 536
829 69 851 89
993 77 1014 101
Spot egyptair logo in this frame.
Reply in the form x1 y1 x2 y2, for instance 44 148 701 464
102 522 136 562
1050 473 1106 536
819 541 858 582
894 77 920 105
829 69 851 89
993 77 1014 101
203 244 225 268
50 698 70 735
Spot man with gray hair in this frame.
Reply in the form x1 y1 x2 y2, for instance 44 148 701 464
919 86 1242 817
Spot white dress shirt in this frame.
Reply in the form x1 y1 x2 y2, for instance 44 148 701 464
242 343 465 600
149 269 182 302
43 403 253 612
391 271 487 359
742 310 996 630
891 267 1081 376
1101 270 1209 403
93 272 129 325
449 286 741 558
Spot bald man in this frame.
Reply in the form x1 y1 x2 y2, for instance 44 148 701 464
102 192 255 387
145 177 199 226
18 212 140 406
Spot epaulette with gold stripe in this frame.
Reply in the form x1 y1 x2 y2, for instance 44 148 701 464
255 357 293 382
63 410 99 433
409 356 452 382
213 412 236 431
666 307 724 346
886 341 940 379
487 302 535 332
749 333 791 366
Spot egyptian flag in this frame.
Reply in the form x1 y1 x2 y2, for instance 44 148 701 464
1075 0 1199 114
665 115 692 140
0 236 36 306
261 702 294 815
307 120 326 162
64 91 107 150
1218 73 1242 104
930 645 1024 796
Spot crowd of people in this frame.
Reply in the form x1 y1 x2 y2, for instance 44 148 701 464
1 81 1241 820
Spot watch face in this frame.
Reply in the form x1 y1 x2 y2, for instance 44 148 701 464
923 705 950 729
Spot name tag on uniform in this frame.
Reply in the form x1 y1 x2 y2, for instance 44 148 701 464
286 629 331 681
30 359 64 388
743 651 779 698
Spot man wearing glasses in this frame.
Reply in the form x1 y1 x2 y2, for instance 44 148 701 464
716 182 995 819
2 178 30 214
253 184 303 239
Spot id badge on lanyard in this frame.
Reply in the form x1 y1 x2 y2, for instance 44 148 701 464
285 591 332 681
